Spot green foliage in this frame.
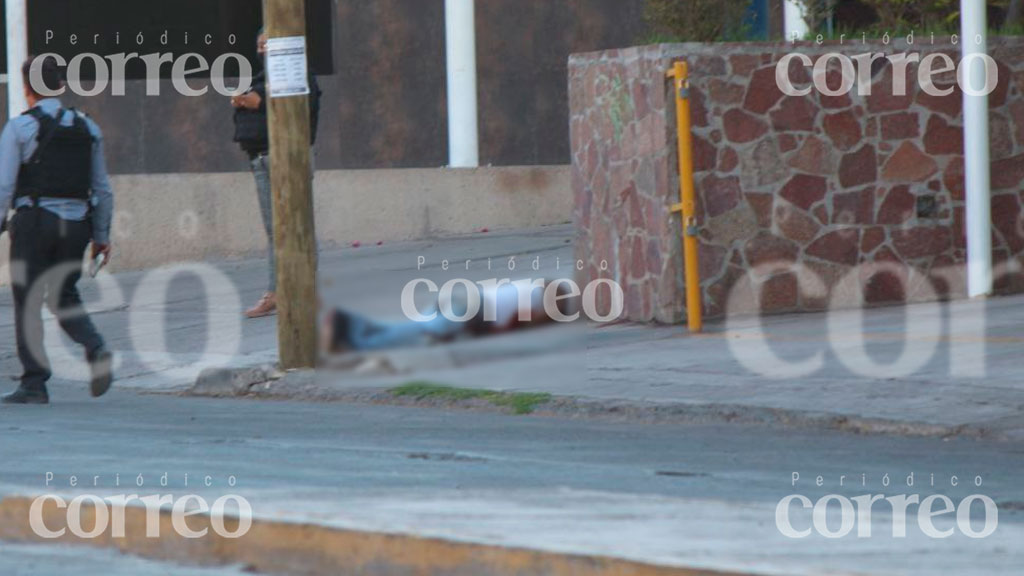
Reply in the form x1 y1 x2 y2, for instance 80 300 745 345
858 0 959 32
828 0 1016 35
642 0 1023 43
391 383 553 415
802 0 839 32
642 0 753 42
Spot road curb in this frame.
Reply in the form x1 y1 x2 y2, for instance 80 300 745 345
220 382 996 441
0 497 748 576
182 367 1008 441
191 366 277 398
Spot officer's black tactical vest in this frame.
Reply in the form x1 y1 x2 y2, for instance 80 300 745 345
16 107 94 202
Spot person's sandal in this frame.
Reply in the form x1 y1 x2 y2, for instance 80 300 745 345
246 292 277 319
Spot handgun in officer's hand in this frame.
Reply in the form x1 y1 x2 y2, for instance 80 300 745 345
89 243 111 277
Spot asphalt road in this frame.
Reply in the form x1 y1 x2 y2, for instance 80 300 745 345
0 383 1022 575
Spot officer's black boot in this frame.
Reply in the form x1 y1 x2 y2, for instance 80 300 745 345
2 384 50 405
88 346 113 398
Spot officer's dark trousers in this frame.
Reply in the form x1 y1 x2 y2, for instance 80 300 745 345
9 208 105 391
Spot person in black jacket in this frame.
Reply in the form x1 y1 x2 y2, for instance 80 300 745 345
232 31 321 319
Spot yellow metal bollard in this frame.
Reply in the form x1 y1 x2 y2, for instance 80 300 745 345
667 61 703 333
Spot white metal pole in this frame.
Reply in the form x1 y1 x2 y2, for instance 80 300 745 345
444 0 479 168
6 0 28 119
783 0 810 41
962 0 993 298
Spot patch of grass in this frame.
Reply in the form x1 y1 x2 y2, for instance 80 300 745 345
391 382 553 415
488 392 555 416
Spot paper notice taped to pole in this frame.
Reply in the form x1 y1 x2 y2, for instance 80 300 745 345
266 36 310 98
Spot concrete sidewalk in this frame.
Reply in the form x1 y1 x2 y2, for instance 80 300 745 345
222 232 1024 441
260 295 1024 441
0 224 576 392
3 223 1023 440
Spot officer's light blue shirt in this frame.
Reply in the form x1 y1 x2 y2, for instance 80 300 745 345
0 98 114 244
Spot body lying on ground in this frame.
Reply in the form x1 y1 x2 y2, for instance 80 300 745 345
322 280 578 355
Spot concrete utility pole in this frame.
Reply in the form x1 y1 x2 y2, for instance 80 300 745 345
265 0 318 368
783 0 810 40
6 0 28 119
444 0 479 167
961 0 993 298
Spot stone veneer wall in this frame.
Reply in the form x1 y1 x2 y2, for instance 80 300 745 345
570 40 1024 323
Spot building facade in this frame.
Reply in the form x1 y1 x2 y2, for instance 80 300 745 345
2 0 650 174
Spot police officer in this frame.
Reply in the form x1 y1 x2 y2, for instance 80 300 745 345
0 56 114 405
